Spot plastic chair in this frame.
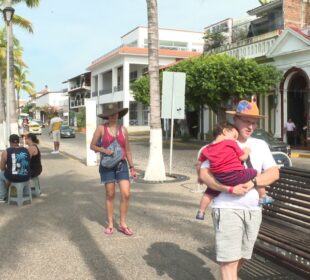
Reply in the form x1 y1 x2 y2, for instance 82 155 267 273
30 176 41 197
192 144 209 193
271 151 292 168
8 181 32 207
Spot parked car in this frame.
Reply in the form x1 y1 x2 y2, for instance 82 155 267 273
28 121 42 135
252 129 291 156
60 125 75 138
32 119 45 128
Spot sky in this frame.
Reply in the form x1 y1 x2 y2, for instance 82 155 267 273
13 0 259 98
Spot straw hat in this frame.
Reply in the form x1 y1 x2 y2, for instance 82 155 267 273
97 103 128 119
226 100 265 119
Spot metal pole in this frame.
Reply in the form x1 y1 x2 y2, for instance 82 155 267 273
5 20 10 145
169 73 175 175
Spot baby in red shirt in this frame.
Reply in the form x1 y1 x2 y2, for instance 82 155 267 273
196 122 273 220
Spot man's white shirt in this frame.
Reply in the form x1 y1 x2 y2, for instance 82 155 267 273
201 137 277 210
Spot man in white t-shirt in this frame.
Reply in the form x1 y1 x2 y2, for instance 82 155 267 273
49 112 63 154
200 100 279 280
284 118 296 146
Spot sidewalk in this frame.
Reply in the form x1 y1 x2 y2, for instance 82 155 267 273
0 145 306 279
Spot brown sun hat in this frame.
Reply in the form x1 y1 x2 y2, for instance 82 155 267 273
226 100 266 119
97 102 128 119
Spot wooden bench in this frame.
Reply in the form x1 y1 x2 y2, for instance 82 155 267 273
254 167 310 278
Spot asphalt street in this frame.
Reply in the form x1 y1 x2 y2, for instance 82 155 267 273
38 128 310 173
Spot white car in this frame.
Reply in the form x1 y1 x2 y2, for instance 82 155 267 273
28 121 42 135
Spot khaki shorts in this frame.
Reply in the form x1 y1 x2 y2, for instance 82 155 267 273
52 130 60 142
212 208 262 262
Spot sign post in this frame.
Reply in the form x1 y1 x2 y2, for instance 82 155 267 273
85 99 97 166
161 71 186 175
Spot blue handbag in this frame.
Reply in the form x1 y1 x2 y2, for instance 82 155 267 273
100 138 123 169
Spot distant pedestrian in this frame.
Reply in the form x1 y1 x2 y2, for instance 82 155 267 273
0 134 31 202
25 133 42 179
90 102 137 236
49 112 63 154
284 118 296 146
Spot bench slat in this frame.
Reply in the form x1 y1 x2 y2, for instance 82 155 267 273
254 245 310 278
273 178 310 191
260 222 310 254
265 194 310 210
263 204 310 224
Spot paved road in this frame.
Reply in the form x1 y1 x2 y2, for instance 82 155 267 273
38 128 310 174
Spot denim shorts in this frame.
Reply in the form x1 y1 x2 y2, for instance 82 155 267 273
99 160 129 184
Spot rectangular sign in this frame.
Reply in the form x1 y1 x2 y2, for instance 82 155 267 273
161 72 186 119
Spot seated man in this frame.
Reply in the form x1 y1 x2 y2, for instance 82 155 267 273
0 134 31 202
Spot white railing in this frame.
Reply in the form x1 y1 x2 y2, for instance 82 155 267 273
210 30 280 59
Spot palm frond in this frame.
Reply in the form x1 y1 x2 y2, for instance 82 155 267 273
11 0 40 8
12 14 34 33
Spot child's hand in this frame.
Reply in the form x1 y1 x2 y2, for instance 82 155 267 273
243 147 251 154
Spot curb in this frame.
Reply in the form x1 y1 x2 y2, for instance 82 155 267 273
291 152 310 159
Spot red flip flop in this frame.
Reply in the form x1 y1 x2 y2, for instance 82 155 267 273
118 226 133 236
104 227 114 235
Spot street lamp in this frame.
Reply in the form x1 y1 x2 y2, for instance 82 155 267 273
2 6 15 145
3 7 15 22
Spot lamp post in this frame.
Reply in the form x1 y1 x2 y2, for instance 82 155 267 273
3 6 15 144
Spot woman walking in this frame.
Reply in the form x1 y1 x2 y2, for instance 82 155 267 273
90 103 136 236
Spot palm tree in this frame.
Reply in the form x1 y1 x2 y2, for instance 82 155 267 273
0 0 39 130
144 0 166 181
15 64 35 114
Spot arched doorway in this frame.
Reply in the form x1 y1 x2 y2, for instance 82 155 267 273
284 69 310 147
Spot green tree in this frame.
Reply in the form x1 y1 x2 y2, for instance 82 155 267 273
204 32 227 52
0 0 40 127
15 64 35 114
132 54 282 121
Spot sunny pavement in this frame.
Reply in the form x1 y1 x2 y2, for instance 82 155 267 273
0 134 307 279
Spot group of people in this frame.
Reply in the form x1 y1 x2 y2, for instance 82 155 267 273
1 99 279 279
0 133 43 202
89 100 279 280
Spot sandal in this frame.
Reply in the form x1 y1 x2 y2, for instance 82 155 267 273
104 227 114 235
118 226 133 236
259 195 274 206
196 210 205 220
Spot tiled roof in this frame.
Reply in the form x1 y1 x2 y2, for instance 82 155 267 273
87 47 201 70
288 26 310 41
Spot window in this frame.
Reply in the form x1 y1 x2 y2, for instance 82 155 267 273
142 104 149 125
129 102 138 126
130 71 138 83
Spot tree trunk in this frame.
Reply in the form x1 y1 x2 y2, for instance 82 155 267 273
5 0 18 134
144 0 166 181
0 66 6 149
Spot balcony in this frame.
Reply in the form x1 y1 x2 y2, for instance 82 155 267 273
68 85 91 93
70 99 85 109
99 89 112 95
113 85 123 92
209 30 280 59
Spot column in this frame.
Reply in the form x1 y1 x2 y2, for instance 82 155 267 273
123 61 130 127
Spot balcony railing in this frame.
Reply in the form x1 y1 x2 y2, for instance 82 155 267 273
70 99 85 108
99 88 112 95
209 30 280 59
113 85 123 92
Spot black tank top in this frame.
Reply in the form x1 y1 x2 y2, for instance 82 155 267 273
4 147 30 182
30 145 42 178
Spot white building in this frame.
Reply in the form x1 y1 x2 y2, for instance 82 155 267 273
34 86 69 123
204 0 310 146
87 26 204 131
